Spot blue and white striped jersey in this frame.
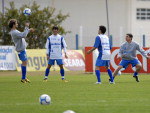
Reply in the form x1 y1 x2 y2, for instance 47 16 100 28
45 34 67 59
93 34 111 60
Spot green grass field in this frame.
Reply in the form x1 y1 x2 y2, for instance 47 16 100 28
0 71 150 113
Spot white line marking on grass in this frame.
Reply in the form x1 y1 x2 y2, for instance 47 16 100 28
0 103 39 106
97 100 107 102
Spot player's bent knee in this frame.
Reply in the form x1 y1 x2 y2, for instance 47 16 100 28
95 66 99 70
59 65 64 69
22 61 28 66
105 66 109 70
137 65 142 69
47 65 51 69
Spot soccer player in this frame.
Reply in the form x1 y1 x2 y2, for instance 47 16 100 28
113 33 150 82
87 25 114 84
43 26 68 82
8 19 34 83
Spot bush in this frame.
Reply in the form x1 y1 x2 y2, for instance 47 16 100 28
0 1 70 48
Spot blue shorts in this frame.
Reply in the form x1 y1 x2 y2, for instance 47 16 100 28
18 50 27 61
95 58 110 67
119 59 141 69
48 59 63 65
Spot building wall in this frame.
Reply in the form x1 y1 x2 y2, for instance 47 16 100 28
0 0 149 49
131 0 150 47
50 0 130 48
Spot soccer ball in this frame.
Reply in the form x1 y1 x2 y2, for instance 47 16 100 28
63 110 76 113
132 66 136 71
39 94 51 105
117 70 122 76
117 68 125 76
23 8 31 16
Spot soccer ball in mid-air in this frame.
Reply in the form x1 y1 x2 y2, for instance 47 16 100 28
23 8 31 16
39 94 51 105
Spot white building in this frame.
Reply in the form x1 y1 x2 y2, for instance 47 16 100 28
0 0 150 49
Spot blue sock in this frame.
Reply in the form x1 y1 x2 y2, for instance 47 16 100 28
107 69 114 82
21 65 26 79
95 70 101 82
45 68 50 77
60 69 65 80
113 77 115 80
134 72 138 76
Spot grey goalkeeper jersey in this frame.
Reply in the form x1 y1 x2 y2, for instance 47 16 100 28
118 41 147 60
10 27 30 52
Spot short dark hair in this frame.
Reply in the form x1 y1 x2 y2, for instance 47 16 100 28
126 33 133 39
99 25 106 34
52 26 59 30
8 19 17 28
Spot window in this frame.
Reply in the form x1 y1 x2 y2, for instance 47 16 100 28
136 8 150 20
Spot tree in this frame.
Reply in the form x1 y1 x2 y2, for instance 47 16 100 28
0 1 70 48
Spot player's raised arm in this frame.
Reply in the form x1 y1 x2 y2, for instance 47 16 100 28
136 43 148 58
14 22 34 38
